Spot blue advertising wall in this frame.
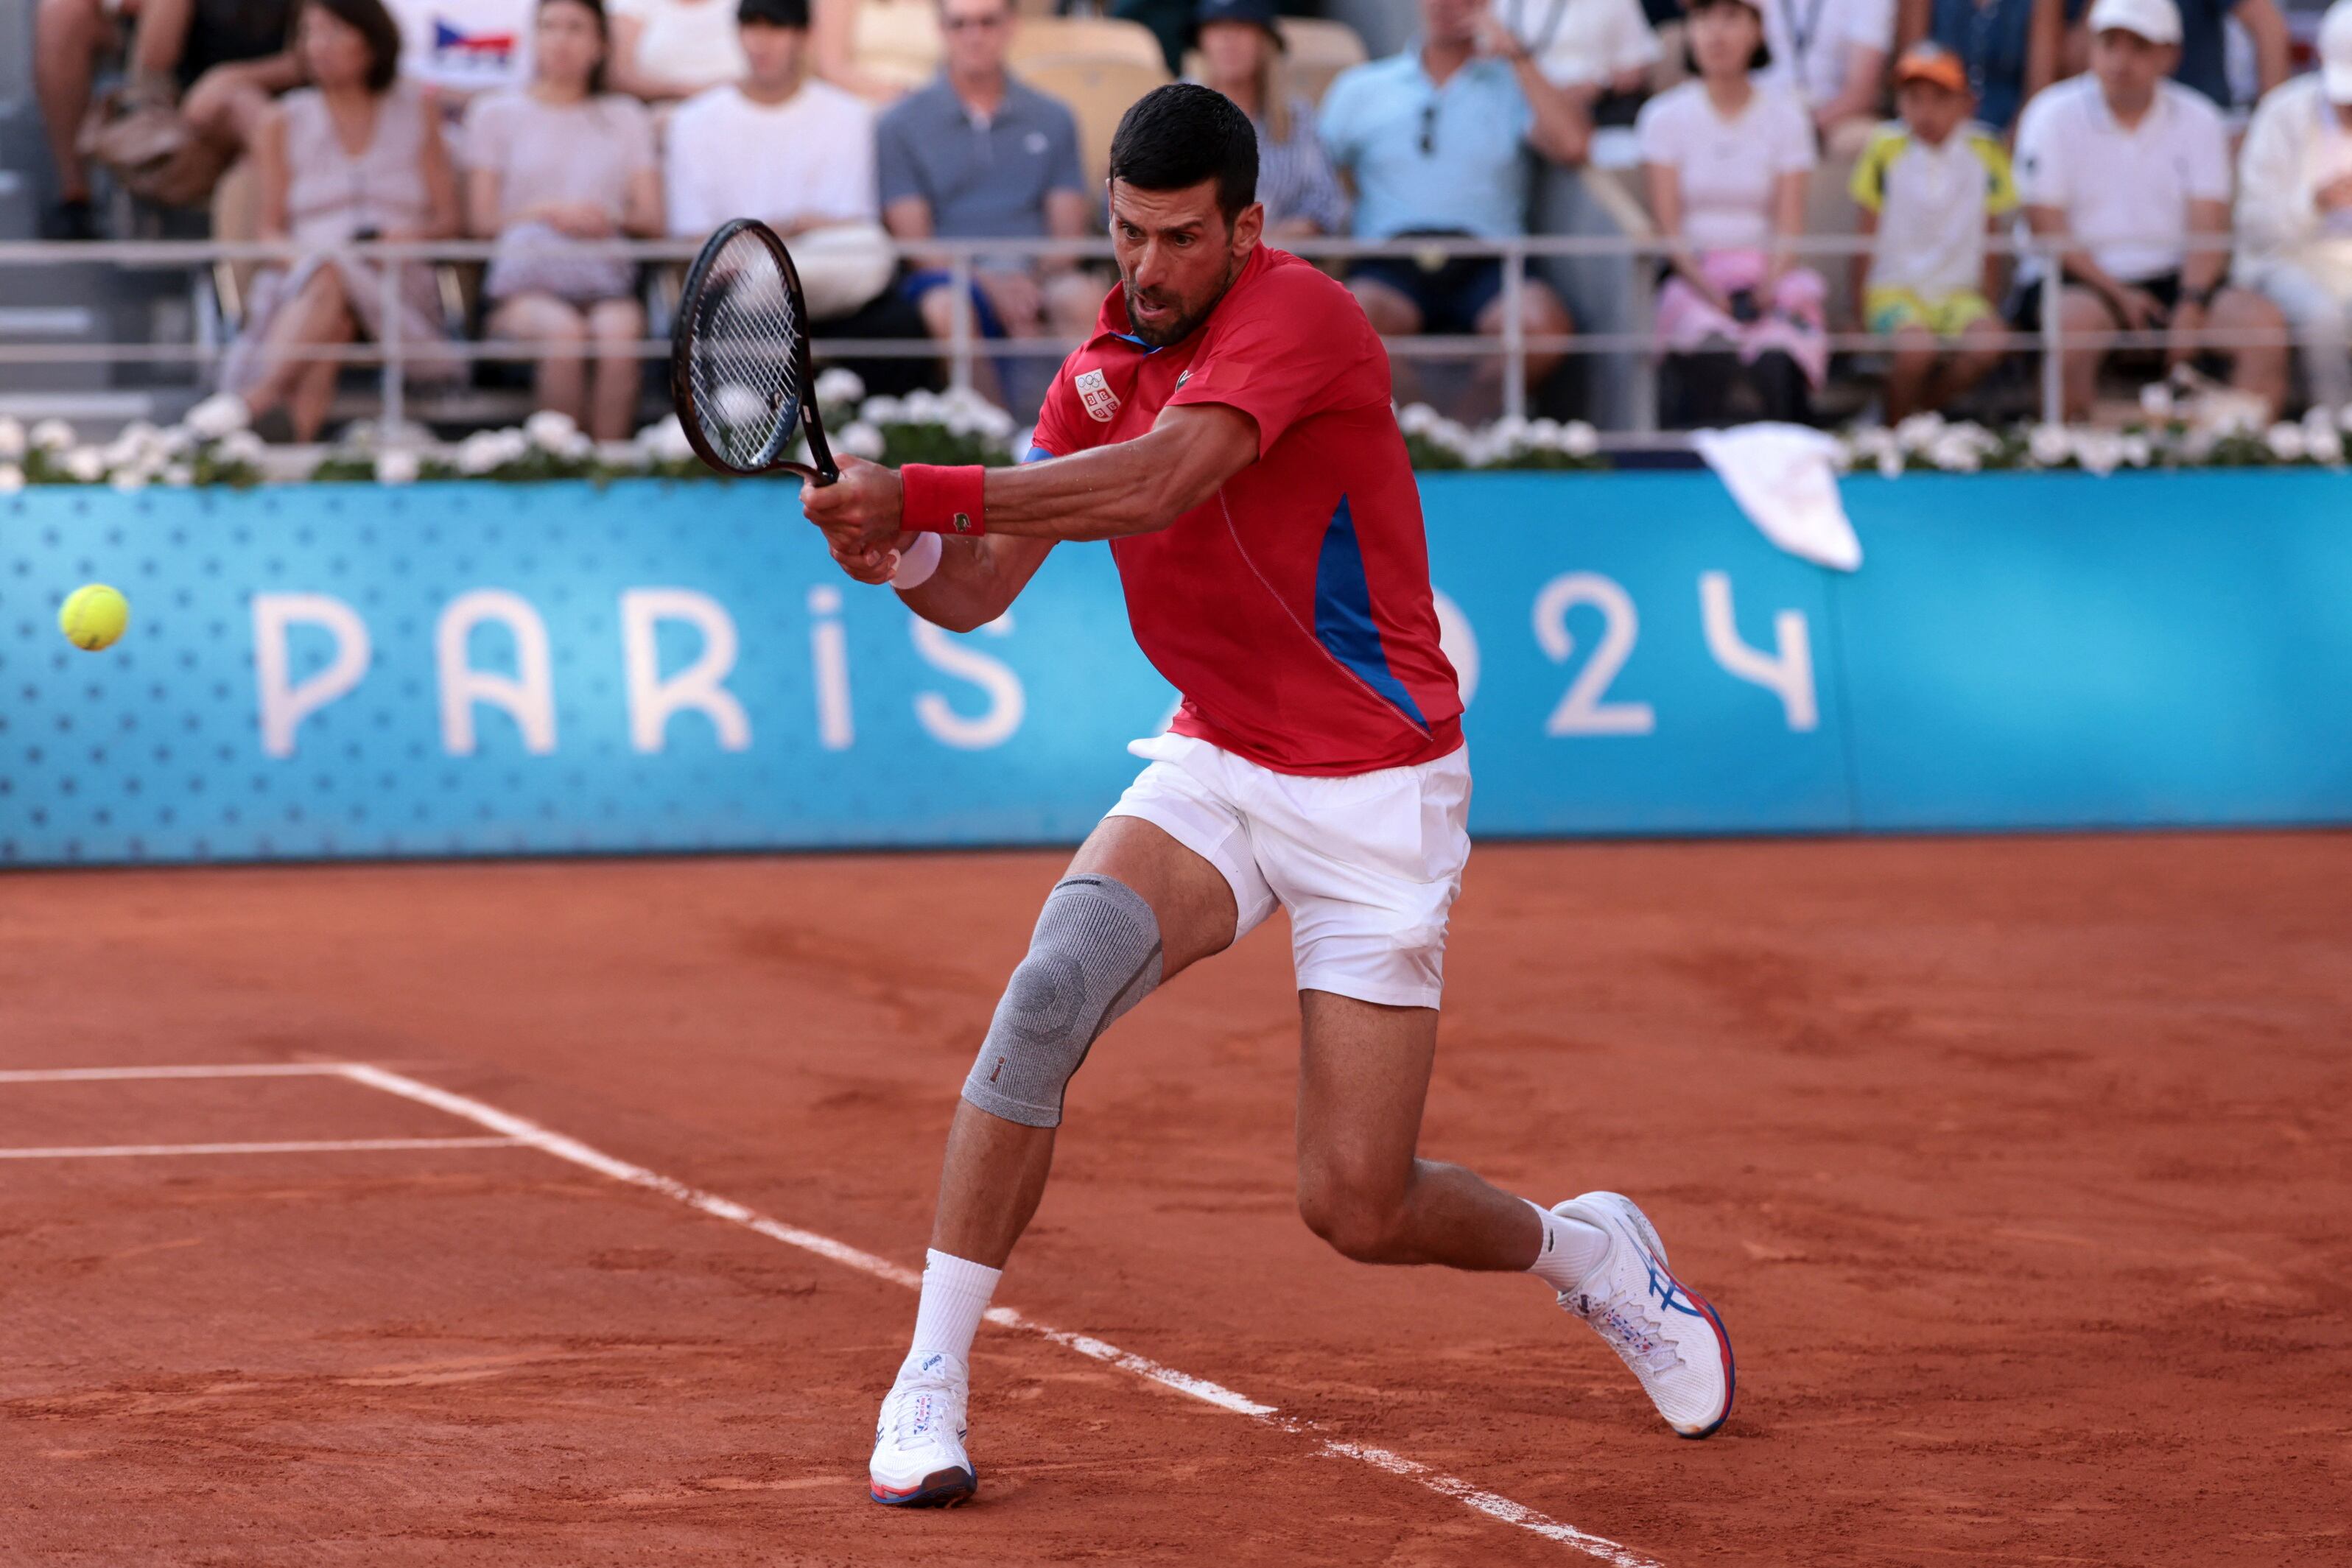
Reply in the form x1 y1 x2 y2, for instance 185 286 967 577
1 470 2348 865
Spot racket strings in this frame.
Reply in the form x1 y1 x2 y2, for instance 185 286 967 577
689 232 805 470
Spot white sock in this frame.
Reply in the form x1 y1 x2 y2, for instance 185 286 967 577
906 1248 1002 1368
1523 1200 1610 1294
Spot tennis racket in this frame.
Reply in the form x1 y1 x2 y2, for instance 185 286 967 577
670 218 840 483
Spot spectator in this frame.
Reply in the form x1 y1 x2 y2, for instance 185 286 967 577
466 0 661 442
1895 0 2060 134
1852 43 2016 419
2012 0 2286 420
1501 0 1662 108
608 0 747 100
1757 0 1895 151
1319 0 1587 402
666 0 876 241
35 0 300 236
2235 0 2352 411
1192 0 1347 241
1637 0 1826 423
877 0 1100 381
2061 0 2287 110
223 0 463 440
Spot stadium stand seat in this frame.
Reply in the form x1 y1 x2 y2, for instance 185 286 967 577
1008 15 1169 71
1274 16 1367 108
854 0 944 91
1017 54 1173 188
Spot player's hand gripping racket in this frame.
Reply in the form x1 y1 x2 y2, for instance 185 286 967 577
670 219 840 482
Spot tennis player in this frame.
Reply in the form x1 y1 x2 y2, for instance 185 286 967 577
803 83 1734 1510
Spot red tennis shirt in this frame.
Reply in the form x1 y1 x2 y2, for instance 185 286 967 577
1029 243 1462 778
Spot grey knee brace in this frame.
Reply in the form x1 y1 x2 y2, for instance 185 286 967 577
961 873 1163 1128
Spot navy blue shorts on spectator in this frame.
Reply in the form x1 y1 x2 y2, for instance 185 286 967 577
903 270 1011 339
1352 251 1505 335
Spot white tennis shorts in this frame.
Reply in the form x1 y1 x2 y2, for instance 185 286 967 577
1105 732 1472 1010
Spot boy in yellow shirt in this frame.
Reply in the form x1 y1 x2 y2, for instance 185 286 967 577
1850 44 2018 421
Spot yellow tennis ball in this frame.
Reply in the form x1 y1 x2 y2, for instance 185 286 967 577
59 584 130 652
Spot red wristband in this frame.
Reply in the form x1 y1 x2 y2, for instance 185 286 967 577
899 463 988 536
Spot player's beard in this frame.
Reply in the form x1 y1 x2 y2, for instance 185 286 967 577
1121 253 1246 348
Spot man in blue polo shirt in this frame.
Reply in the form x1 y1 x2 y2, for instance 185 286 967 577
877 0 1100 403
1319 0 1590 404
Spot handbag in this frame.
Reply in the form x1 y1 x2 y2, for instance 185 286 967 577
78 86 231 208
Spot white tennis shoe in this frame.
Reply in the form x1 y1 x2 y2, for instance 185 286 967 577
1551 1191 1735 1438
868 1350 978 1507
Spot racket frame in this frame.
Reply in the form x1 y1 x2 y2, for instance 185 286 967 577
670 217 841 483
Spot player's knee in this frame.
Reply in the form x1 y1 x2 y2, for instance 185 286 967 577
1296 1172 1405 1263
959 874 1164 1129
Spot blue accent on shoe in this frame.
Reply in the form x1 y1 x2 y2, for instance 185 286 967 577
1312 495 1428 732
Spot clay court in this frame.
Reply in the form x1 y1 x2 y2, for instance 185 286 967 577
2 833 2346 1565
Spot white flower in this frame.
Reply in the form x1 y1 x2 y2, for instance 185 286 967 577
2073 430 2124 477
2138 382 2176 419
1562 421 1601 459
1396 402 1441 436
217 430 267 467
63 446 105 483
184 392 252 440
838 420 885 460
375 447 422 486
2121 433 2154 468
31 418 75 453
1926 431 1982 472
1894 412 1947 451
2027 424 2073 467
524 409 580 452
103 422 163 471
2264 421 2308 462
456 430 511 476
638 414 696 464
1875 446 1905 479
0 417 24 462
0 463 23 494
161 463 195 488
109 468 149 493
2302 411 2345 465
937 385 1013 439
899 388 944 423
814 367 866 408
859 394 905 426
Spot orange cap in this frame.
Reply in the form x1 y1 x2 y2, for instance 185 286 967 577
1892 43 1970 94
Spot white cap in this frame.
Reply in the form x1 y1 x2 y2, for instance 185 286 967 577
2323 0 2352 103
2085 0 2182 46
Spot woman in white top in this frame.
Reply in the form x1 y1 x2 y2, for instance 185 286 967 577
225 0 463 441
1637 0 1828 423
466 0 664 440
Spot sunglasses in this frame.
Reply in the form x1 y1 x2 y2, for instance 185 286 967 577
1420 100 1437 155
942 13 1006 29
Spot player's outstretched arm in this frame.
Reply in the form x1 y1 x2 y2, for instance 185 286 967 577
802 402 1262 558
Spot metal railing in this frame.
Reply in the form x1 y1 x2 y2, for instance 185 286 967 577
0 230 2296 435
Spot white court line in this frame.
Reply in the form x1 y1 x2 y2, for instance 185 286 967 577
0 1064 362 1083
0 1136 524 1160
338 1062 1663 1567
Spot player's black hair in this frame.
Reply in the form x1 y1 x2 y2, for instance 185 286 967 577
302 0 404 94
1107 83 1260 225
